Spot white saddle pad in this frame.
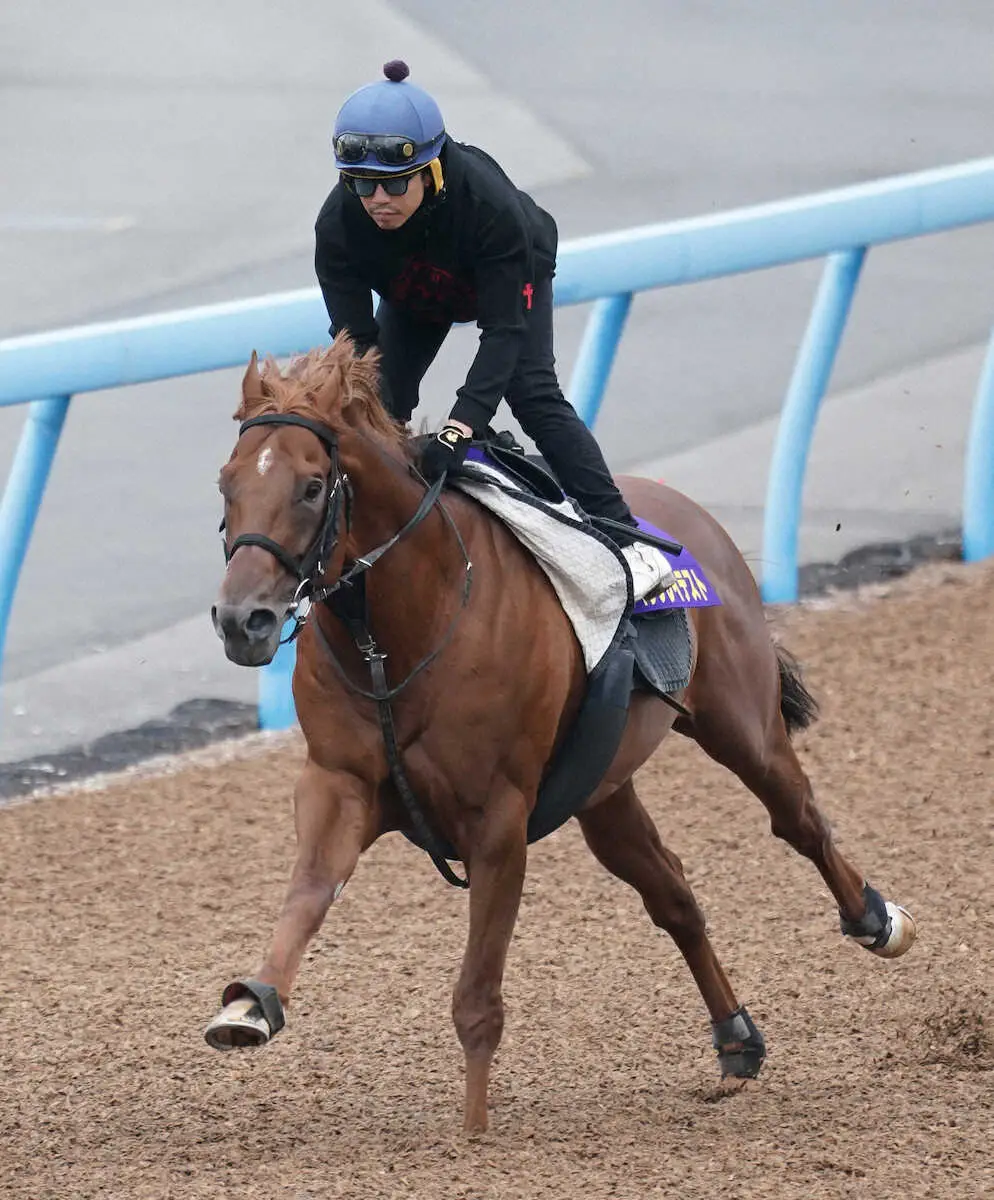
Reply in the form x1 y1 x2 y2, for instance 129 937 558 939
453 462 631 672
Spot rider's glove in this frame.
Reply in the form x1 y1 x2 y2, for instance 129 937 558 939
419 422 473 481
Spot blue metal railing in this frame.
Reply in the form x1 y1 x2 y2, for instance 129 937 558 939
3 156 994 730
0 396 71 669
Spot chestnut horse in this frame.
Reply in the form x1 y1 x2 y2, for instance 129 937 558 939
206 336 915 1131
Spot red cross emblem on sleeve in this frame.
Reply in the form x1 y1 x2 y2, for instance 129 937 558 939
522 283 534 310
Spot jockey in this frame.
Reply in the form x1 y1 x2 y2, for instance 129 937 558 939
314 60 675 600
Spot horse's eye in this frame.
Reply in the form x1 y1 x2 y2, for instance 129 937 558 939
303 479 324 503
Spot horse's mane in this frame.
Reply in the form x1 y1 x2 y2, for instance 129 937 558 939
235 334 409 453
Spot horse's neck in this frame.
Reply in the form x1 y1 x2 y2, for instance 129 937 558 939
340 436 467 632
344 437 423 558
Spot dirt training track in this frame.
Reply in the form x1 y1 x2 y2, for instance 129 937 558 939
2 561 992 1200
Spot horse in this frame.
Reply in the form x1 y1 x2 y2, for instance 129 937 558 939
206 335 915 1132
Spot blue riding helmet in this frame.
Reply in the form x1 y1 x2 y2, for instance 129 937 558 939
333 60 446 174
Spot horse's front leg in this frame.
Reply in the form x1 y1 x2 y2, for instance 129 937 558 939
205 759 376 1050
453 794 528 1132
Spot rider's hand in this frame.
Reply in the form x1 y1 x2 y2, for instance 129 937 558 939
420 420 473 481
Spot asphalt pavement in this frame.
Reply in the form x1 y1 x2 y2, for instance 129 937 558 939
1 1 993 763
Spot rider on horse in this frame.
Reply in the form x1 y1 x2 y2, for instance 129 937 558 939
314 60 675 600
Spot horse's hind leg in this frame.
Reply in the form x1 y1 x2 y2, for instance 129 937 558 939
578 781 766 1080
688 646 915 959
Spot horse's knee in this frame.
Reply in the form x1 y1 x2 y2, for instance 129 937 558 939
452 983 504 1058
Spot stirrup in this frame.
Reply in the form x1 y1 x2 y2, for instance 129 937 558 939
622 542 677 600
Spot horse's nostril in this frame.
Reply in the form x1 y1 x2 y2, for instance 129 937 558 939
246 608 279 638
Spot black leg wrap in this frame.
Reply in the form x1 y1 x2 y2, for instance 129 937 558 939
220 977 286 1036
711 1005 766 1079
839 882 891 950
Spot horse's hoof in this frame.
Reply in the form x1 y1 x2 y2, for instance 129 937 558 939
205 996 272 1050
841 884 917 959
712 1005 766 1079
871 902 917 959
204 977 286 1051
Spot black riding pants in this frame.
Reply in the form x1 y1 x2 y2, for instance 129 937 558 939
375 277 638 532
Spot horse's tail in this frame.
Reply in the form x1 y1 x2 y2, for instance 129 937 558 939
775 643 819 736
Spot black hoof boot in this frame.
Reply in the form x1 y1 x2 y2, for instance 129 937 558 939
712 1006 766 1079
839 881 917 959
839 882 889 946
204 977 286 1051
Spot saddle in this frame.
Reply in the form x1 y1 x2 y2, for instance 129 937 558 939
467 429 567 505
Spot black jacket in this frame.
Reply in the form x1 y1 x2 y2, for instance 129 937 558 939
314 140 558 431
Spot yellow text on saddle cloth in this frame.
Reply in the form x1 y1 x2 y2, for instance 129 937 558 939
640 567 715 609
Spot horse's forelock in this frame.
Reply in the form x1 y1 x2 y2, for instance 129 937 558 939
233 338 406 452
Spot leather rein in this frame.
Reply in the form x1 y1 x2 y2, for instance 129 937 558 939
223 412 472 887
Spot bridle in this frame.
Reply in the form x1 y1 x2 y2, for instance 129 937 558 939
221 411 473 887
222 413 353 639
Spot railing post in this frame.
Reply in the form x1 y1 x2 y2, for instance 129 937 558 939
761 248 867 603
0 395 71 690
566 293 634 427
962 326 994 562
258 629 298 731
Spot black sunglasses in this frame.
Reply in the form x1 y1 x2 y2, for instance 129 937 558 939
335 131 440 167
343 172 419 198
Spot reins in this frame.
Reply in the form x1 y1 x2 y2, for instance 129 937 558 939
309 476 473 702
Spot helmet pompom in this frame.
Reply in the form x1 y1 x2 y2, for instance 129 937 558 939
383 60 410 83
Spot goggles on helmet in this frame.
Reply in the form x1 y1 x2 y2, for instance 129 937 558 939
334 131 444 168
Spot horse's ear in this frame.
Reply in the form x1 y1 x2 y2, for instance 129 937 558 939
235 351 269 419
241 351 264 408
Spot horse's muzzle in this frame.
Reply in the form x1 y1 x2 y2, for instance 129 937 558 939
212 601 282 666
